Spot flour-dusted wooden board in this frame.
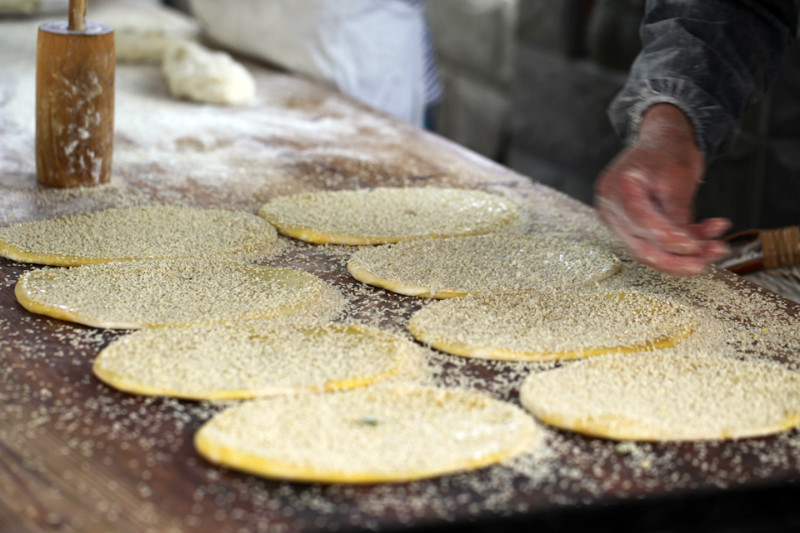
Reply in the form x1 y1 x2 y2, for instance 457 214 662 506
3 7 800 533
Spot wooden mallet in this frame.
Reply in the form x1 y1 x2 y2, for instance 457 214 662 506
36 0 115 188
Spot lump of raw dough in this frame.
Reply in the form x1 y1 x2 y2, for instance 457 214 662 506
92 0 200 64
162 40 255 105
116 28 197 64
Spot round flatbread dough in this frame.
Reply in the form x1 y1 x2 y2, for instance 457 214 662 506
409 290 694 361
0 205 278 266
520 352 800 441
15 258 340 329
257 187 521 245
93 323 425 400
348 234 621 298
195 385 538 483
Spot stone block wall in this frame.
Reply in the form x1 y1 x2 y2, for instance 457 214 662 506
508 0 629 205
425 0 517 160
426 0 629 205
507 46 625 204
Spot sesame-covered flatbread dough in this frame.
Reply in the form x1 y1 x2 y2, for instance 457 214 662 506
409 290 694 361
94 323 425 400
520 352 800 441
257 187 521 245
0 205 279 266
195 385 539 483
15 258 341 329
348 234 621 298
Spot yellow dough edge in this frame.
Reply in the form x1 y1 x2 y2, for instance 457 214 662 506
259 206 517 246
530 409 800 442
263 223 404 246
194 417 537 484
521 385 800 442
0 239 114 267
14 267 328 329
347 258 467 299
264 222 494 246
408 319 695 362
15 277 144 329
347 254 622 299
92 358 404 401
0 235 276 267
91 323 423 400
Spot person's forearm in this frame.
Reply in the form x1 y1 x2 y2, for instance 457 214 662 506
636 103 700 161
609 0 798 158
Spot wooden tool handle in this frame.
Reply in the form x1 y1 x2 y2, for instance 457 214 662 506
762 226 800 270
68 0 87 31
36 20 115 188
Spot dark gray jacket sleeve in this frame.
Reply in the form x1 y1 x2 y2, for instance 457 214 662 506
608 0 798 157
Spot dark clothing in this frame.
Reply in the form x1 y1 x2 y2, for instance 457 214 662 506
608 0 798 158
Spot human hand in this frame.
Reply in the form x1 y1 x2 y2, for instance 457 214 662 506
595 104 731 275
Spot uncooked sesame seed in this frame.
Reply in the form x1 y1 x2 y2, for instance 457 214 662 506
93 322 426 400
409 289 695 361
348 234 621 298
15 258 340 329
195 384 540 483
0 205 280 266
521 351 800 441
258 187 523 245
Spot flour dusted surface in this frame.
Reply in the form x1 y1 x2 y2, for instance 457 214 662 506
4 9 800 529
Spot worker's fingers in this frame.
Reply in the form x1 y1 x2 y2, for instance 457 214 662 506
601 169 703 256
690 217 732 241
689 218 732 263
701 238 732 263
600 200 727 276
619 231 711 276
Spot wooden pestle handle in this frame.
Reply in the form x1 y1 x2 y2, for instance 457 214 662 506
36 4 115 188
68 0 87 31
762 226 800 270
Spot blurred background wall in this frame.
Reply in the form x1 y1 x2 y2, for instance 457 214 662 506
426 0 800 232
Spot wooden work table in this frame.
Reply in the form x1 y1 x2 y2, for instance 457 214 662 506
2 7 800 533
